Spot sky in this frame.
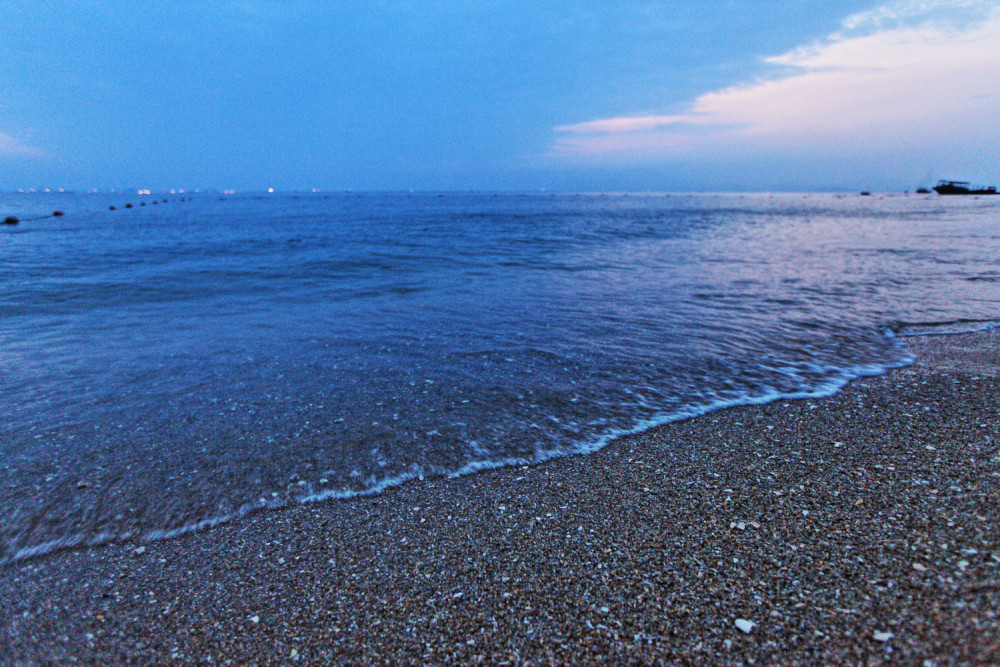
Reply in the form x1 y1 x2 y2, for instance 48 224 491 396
1 0 998 192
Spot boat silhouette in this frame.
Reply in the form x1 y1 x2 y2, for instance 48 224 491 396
932 180 998 195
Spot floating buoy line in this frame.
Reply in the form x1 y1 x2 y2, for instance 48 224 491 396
5 196 194 225
4 211 63 225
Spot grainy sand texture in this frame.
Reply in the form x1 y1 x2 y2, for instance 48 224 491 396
2 329 998 665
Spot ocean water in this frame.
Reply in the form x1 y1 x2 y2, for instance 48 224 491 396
2 191 998 563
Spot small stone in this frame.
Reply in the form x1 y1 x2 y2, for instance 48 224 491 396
289 648 298 658
912 563 927 571
250 615 260 624
735 618 756 634
873 631 893 642
957 560 970 570
134 546 146 556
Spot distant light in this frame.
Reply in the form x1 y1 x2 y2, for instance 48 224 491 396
312 188 319 193
268 188 274 193
170 189 177 194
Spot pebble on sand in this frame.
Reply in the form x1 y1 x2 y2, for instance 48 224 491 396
2 329 998 664
735 619 756 634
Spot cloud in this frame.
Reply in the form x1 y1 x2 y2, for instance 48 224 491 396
0 131 44 158
552 0 1000 159
838 0 990 33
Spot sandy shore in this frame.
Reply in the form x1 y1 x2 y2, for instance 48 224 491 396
2 329 998 664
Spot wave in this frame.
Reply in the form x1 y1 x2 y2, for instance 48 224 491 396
893 318 1000 337
1 333 915 568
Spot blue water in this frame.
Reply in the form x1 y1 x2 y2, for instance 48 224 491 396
2 191 999 563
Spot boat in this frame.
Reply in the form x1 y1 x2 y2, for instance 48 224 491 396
932 180 998 195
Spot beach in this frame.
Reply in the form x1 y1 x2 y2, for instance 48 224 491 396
2 327 998 664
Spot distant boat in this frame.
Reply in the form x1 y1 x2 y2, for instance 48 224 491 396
915 187 931 194
932 180 998 195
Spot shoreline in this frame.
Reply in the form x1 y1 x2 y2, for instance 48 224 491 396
2 330 917 571
2 329 998 663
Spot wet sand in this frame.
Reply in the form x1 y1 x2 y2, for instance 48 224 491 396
2 329 998 664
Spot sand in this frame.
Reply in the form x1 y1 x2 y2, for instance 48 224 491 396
1 329 998 665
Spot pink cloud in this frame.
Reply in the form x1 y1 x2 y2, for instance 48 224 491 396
551 2 1000 159
556 115 696 135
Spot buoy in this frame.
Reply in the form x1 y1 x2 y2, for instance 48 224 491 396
125 203 133 208
109 206 116 211
3 216 18 225
52 210 64 217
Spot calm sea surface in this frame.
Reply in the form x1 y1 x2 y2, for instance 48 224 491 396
2 192 998 562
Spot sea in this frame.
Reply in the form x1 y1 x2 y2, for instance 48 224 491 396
2 191 998 564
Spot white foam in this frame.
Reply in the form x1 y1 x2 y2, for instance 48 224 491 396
3 333 919 568
896 320 1000 337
